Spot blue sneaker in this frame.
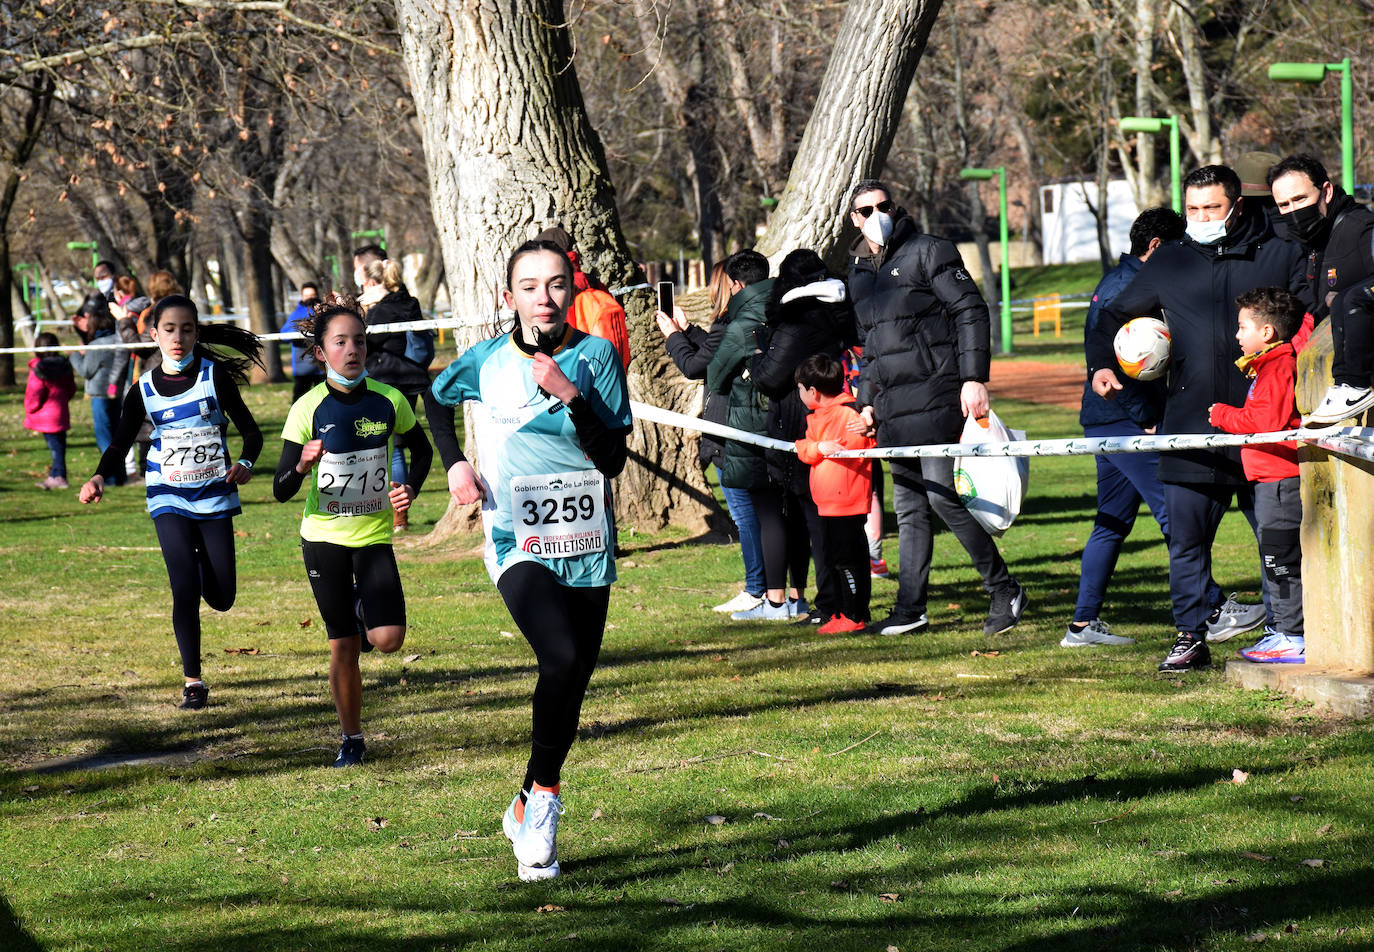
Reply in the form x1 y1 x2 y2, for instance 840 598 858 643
788 597 809 620
1240 633 1305 664
332 735 365 767
731 599 790 621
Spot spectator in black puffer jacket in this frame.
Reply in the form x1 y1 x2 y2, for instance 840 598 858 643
751 249 858 626
657 262 767 614
845 178 1026 638
359 256 431 532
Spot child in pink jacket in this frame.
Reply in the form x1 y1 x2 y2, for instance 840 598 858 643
24 333 78 490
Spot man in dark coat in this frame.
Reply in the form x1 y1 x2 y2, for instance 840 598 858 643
1267 153 1374 425
1089 164 1311 674
845 179 1027 637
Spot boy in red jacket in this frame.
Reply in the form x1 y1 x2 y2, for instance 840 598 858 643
1208 287 1304 663
794 354 876 633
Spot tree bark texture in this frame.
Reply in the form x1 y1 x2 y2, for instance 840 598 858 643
0 76 54 386
394 0 719 537
753 0 943 266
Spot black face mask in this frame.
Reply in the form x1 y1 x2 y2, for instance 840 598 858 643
1283 202 1329 246
300 298 316 309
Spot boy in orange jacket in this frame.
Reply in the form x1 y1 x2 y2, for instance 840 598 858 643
1208 287 1304 664
794 354 877 633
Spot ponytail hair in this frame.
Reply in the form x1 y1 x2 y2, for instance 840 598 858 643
151 294 265 384
362 258 405 294
296 292 366 350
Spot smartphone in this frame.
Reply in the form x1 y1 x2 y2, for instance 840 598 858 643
657 281 674 319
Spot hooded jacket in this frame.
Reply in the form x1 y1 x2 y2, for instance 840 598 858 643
24 355 77 433
847 212 991 448
1208 342 1300 483
750 277 857 494
1087 206 1309 484
795 392 875 516
705 278 774 490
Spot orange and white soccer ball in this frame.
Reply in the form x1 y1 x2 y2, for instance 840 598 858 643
1113 317 1171 381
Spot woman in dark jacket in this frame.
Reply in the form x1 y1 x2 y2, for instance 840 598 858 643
657 262 766 613
749 249 859 625
359 258 431 531
69 294 125 486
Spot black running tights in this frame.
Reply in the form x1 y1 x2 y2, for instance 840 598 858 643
496 561 610 793
152 513 237 678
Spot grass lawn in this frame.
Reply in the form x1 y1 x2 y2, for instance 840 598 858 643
1 377 1371 952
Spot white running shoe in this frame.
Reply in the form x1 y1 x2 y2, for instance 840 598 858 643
1205 594 1266 642
1060 618 1135 647
731 599 791 621
1303 383 1374 427
503 794 561 881
512 789 563 871
713 591 763 614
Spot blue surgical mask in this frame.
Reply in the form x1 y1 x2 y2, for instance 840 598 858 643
1186 203 1237 246
327 365 367 389
163 350 195 373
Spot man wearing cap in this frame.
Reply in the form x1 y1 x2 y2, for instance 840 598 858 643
1267 153 1374 425
535 226 631 370
1234 151 1284 235
1088 164 1311 674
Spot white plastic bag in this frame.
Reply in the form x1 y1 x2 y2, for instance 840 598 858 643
953 408 1028 537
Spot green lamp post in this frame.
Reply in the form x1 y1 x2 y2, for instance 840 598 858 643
350 228 387 251
959 166 1012 355
1269 59 1354 193
66 241 98 272
1119 116 1181 213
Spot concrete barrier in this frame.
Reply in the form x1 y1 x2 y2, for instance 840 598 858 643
1225 320 1374 716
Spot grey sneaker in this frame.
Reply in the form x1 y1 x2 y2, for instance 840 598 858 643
731 599 790 622
1205 594 1266 642
1060 618 1135 647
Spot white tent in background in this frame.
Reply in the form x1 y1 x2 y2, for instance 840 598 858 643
1039 180 1139 265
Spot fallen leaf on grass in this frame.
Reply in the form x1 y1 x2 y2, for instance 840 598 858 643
298 618 312 628
224 647 259 655
536 904 565 913
368 817 388 831
1212 878 1238 885
830 880 850 890
22 785 38 793
946 603 961 611
717 862 734 874
234 529 248 538
1300 858 1325 867
879 893 901 903
1284 924 1299 934
590 808 603 820
1164 889 1183 898
1241 851 1273 862
660 897 682 907
500 630 515 638
1289 795 1304 802
1315 823 1332 835
887 947 901 952
1231 769 1249 784
704 814 726 825
1245 932 1267 943
970 650 1001 658
754 812 778 821
403 654 421 663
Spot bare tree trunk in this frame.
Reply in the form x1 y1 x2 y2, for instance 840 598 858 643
413 249 445 313
1129 0 1160 207
1168 1 1219 165
753 0 944 264
395 0 716 536
0 77 53 386
34 257 69 322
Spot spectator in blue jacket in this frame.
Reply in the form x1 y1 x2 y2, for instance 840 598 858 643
283 282 323 400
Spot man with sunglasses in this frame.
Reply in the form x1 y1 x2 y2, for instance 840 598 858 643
845 178 1028 638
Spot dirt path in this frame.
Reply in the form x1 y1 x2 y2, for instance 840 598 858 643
988 358 1085 410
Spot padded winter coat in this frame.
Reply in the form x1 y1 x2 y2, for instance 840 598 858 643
705 279 774 490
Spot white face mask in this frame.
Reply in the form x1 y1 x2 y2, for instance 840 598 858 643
353 268 366 287
1186 203 1237 246
862 210 894 248
97 277 114 294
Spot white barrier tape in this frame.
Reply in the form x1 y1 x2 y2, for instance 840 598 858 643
631 401 1373 461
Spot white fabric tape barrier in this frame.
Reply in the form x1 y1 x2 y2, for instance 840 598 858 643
631 400 1374 462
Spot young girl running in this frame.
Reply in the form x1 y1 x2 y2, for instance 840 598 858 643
78 295 264 709
425 239 633 882
273 294 432 768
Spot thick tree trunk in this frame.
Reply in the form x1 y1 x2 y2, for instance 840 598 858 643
239 206 286 382
754 0 944 264
0 77 53 386
395 0 718 538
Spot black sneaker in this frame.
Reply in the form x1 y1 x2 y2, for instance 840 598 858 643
1157 633 1211 674
869 612 929 635
179 682 208 710
983 581 1029 635
333 736 365 768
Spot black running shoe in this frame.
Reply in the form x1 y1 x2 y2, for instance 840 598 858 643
333 736 365 768
984 581 1029 635
179 682 208 710
1157 633 1211 674
869 612 929 635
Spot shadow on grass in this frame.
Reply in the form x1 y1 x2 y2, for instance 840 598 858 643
0 896 43 952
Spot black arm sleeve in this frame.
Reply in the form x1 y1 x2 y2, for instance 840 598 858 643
567 395 630 478
663 323 718 380
213 365 263 467
399 422 433 492
273 441 307 502
94 385 148 480
421 387 467 471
